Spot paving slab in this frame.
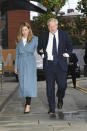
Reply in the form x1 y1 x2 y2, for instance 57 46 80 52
0 77 18 111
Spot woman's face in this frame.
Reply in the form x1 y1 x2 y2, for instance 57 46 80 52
22 26 29 38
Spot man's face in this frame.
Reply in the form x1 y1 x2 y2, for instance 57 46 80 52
48 21 58 34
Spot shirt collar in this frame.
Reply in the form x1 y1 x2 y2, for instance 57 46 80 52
50 30 58 37
22 37 27 42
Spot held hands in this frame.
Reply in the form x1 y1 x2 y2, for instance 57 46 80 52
40 49 44 53
69 62 73 65
39 49 46 58
14 68 18 74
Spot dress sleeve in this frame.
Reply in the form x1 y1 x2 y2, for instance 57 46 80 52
15 44 19 69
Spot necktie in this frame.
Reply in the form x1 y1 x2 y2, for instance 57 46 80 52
52 35 57 64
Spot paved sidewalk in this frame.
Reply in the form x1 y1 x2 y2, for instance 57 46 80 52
0 76 87 131
68 75 87 93
0 75 87 112
0 76 18 111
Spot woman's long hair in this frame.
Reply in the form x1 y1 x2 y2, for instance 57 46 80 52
16 22 33 45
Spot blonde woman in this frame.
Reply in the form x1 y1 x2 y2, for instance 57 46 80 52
14 22 38 114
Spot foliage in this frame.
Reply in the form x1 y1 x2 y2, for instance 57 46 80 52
76 0 87 16
71 36 81 46
32 15 87 47
76 0 87 46
33 0 67 31
74 16 87 47
33 13 56 31
32 0 87 47
40 0 67 14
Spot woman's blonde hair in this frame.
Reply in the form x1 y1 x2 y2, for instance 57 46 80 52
16 22 33 45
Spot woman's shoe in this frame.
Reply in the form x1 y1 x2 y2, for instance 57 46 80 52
24 111 30 114
24 104 31 114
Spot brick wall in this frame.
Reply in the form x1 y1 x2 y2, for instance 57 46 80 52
8 10 30 49
0 12 6 48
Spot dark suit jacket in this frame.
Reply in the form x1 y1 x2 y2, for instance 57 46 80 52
38 30 73 72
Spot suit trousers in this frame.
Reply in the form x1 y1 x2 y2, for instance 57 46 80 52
45 61 67 110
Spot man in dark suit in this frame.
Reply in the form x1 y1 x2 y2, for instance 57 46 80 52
38 18 73 114
68 53 78 88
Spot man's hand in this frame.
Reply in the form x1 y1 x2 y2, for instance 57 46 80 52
63 53 69 57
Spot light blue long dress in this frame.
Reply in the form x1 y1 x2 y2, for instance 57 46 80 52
15 36 38 98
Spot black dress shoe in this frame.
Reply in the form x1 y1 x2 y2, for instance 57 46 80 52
48 109 55 114
57 99 63 109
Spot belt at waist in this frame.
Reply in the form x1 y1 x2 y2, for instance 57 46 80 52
20 53 33 56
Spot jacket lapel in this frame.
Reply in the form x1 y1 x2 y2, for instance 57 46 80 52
44 32 49 51
58 30 62 53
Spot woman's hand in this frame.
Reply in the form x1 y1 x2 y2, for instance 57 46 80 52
14 68 18 74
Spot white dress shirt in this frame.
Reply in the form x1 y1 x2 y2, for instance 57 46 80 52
42 30 69 59
46 30 59 60
22 37 27 46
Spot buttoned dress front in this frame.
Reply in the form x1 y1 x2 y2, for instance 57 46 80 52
15 36 38 98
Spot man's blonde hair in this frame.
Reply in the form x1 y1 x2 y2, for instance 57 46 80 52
47 18 58 26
